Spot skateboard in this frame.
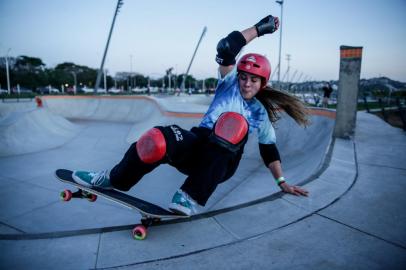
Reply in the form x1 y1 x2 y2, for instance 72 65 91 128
55 169 188 240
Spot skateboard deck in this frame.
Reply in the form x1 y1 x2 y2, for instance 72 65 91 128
55 169 187 239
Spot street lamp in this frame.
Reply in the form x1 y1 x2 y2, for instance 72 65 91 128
276 0 284 89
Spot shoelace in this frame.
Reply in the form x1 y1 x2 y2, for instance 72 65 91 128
91 170 108 186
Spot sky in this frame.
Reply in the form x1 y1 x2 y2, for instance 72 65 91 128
0 0 405 82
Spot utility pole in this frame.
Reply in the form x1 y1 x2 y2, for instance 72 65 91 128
94 0 123 93
276 0 284 89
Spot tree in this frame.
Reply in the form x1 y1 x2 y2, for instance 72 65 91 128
6 56 48 90
15 56 45 72
134 74 148 88
177 74 197 89
54 62 101 89
205 77 218 90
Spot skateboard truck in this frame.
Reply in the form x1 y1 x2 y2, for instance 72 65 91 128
60 189 97 202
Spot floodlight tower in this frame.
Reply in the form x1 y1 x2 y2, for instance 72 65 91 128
94 0 123 93
181 26 207 92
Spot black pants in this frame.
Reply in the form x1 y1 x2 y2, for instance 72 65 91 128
109 125 246 206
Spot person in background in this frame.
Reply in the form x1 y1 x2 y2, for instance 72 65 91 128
322 82 333 108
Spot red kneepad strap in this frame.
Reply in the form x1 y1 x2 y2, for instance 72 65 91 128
136 128 166 164
214 112 248 144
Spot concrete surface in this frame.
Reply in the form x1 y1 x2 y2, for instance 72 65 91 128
0 96 334 234
0 108 80 156
0 95 404 269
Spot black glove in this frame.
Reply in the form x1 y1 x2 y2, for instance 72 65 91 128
255 15 279 37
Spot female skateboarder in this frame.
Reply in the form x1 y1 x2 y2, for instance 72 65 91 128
73 15 309 216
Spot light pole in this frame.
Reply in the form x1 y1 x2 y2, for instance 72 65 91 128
130 54 133 89
166 67 173 91
104 69 107 92
70 71 77 94
168 72 171 90
94 0 123 93
5 48 11 95
285 53 291 83
276 0 284 89
130 54 133 73
181 26 207 92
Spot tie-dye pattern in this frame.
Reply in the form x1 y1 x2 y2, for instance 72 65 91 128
200 68 276 144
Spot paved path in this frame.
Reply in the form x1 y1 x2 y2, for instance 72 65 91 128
120 111 405 270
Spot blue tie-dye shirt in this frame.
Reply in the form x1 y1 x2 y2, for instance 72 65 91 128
199 68 276 144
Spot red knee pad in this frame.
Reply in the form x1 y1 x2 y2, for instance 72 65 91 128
136 128 166 164
214 112 248 144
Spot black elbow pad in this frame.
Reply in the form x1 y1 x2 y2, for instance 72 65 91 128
259 143 281 166
215 31 246 66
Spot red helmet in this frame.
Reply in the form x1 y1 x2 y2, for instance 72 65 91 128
237 53 271 88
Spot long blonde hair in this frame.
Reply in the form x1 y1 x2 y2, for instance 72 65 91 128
255 87 310 127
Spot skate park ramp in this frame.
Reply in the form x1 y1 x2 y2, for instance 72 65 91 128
0 95 335 234
0 107 80 157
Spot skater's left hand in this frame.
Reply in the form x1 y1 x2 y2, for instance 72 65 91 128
255 15 280 36
279 182 309 197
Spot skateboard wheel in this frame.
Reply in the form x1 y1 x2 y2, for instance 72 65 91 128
132 225 147 240
88 194 97 202
60 190 72 201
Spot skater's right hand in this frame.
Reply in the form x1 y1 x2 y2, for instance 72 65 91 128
280 182 309 197
254 15 280 36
